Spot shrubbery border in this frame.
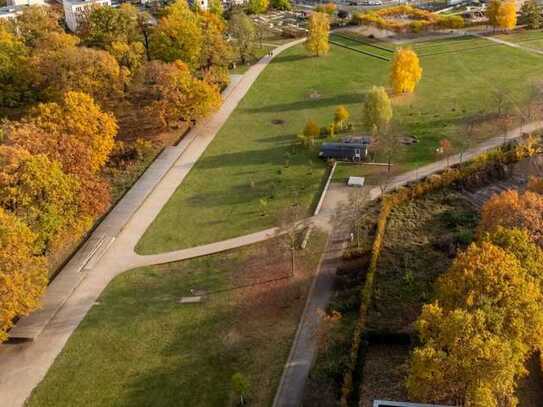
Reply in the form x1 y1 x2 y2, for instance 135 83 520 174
353 5 464 33
338 135 540 406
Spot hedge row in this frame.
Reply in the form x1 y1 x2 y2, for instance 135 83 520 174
338 135 540 407
353 5 464 33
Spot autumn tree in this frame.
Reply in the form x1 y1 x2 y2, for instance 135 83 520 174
487 0 517 30
248 0 269 14
209 0 224 15
137 60 221 128
0 208 47 342
303 118 320 138
108 40 145 76
150 0 203 68
408 241 543 405
527 176 543 194
486 0 502 28
497 0 517 30
408 305 530 406
32 43 123 104
10 5 62 48
305 12 330 57
271 0 292 11
199 11 233 70
316 2 337 15
5 92 117 217
228 11 257 64
363 86 393 139
78 4 140 49
435 242 543 347
520 0 542 29
334 105 350 130
483 227 543 282
0 22 32 107
479 190 543 246
390 47 422 94
0 146 82 253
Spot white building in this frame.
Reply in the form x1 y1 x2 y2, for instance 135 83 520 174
0 0 46 20
63 0 111 32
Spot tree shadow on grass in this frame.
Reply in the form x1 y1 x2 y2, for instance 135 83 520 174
272 53 313 64
119 258 314 406
243 93 365 114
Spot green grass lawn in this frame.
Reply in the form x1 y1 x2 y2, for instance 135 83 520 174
27 234 326 407
495 29 543 50
137 35 543 254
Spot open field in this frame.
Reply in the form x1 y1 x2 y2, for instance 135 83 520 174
138 34 543 253
27 233 326 407
494 29 543 51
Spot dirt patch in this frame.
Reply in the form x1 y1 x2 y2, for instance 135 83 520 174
272 119 286 125
359 344 410 407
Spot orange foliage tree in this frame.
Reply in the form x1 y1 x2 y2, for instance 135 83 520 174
479 189 543 246
390 47 422 94
5 91 117 218
0 208 47 342
32 42 123 104
139 60 221 128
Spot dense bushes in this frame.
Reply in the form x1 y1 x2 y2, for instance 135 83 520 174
353 5 464 33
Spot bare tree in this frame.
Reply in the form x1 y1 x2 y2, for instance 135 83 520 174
276 201 307 277
380 122 404 173
492 88 511 118
348 188 366 249
460 114 479 163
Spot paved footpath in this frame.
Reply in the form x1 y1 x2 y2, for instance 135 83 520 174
0 38 305 407
471 31 543 56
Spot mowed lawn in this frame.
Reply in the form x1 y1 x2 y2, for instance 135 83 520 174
27 235 326 407
137 35 543 254
494 29 543 50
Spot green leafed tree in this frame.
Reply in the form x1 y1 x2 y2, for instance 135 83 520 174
363 85 393 140
520 0 542 29
228 11 257 65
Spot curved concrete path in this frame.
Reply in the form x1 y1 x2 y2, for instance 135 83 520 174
0 37 305 407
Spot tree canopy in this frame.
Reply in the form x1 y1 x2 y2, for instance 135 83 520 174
305 12 330 57
390 47 422 94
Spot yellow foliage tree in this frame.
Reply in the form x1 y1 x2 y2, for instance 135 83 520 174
408 241 543 406
436 241 543 349
24 91 117 175
305 12 330 57
142 60 221 128
0 146 82 253
248 0 269 14
0 208 47 342
486 0 502 28
390 47 422 94
497 0 517 30
363 86 393 138
408 305 528 406
150 0 203 68
334 105 350 129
